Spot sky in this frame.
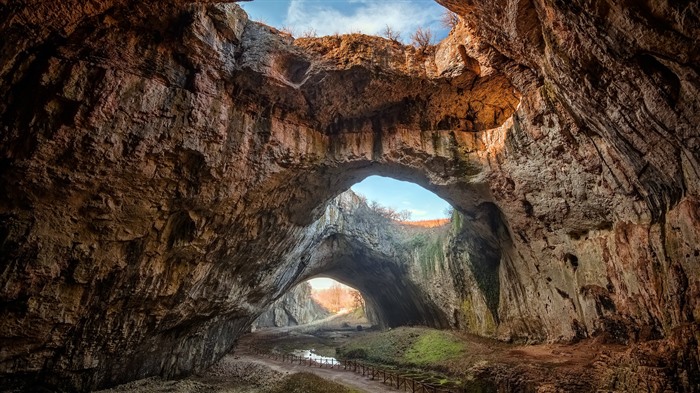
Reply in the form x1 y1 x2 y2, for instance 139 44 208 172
308 277 347 290
238 0 450 44
351 175 451 220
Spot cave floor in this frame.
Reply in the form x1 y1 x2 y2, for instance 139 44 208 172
99 316 687 393
239 320 649 392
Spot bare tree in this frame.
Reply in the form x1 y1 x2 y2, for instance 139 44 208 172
328 283 344 313
397 210 413 221
411 27 434 49
382 25 401 42
441 10 461 29
280 26 295 37
301 27 317 38
367 200 413 222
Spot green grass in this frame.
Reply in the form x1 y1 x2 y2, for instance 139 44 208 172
337 327 464 366
267 372 361 393
404 331 465 364
335 327 467 389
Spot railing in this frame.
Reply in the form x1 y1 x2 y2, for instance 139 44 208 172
252 349 462 393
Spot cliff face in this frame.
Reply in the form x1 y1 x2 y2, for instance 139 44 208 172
0 0 698 391
253 282 329 328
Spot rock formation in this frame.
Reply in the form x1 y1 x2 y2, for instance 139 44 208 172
253 282 328 328
0 0 698 391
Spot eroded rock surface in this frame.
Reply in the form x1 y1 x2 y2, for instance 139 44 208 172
253 282 328 328
0 0 698 391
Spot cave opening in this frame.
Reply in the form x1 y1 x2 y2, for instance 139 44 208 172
253 277 368 330
239 0 452 44
263 169 505 331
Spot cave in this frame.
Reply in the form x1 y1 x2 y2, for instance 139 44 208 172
1 0 698 391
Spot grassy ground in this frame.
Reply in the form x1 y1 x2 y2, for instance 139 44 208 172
334 326 473 389
336 326 465 368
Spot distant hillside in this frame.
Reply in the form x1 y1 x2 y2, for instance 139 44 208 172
399 218 450 228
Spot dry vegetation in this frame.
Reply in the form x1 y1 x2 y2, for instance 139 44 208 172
312 284 364 313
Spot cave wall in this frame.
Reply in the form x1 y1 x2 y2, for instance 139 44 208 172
252 282 329 328
0 0 698 390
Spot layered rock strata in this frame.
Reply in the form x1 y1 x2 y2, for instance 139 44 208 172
0 0 698 391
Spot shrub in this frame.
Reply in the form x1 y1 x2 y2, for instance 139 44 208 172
441 10 461 29
411 27 434 49
382 25 401 42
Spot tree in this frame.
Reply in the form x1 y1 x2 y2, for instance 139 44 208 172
382 25 401 42
444 206 454 218
441 10 461 29
301 27 317 38
350 289 365 314
280 26 295 36
411 27 434 50
328 283 344 313
397 210 412 221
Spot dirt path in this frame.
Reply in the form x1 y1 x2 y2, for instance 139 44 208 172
237 354 395 393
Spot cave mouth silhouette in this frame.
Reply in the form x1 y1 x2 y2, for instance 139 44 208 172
253 277 368 329
263 171 502 331
238 0 452 44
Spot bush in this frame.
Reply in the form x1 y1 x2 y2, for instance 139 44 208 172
441 10 460 29
340 348 368 360
382 25 401 42
411 27 434 49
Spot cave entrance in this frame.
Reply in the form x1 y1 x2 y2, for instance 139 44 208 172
253 277 368 330
351 175 453 222
269 172 491 330
239 0 452 43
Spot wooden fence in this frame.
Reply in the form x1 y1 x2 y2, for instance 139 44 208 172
254 350 462 393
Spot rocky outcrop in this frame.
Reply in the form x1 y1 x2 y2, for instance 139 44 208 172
253 282 328 328
0 0 698 391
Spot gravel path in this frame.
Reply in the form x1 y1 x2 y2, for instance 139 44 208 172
237 354 394 393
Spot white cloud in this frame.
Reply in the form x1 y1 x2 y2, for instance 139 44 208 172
284 0 445 42
409 209 428 216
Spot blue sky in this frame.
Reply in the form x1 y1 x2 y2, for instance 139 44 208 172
308 277 348 290
351 175 451 220
238 0 450 43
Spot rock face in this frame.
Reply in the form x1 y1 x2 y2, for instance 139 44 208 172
0 0 698 391
252 282 329 328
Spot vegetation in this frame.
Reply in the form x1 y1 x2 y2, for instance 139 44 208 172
337 327 465 367
369 200 412 221
356 193 412 221
382 25 401 42
405 331 464 365
441 10 461 29
267 372 362 393
335 327 467 389
312 283 363 313
280 26 295 36
301 27 317 38
411 27 434 50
